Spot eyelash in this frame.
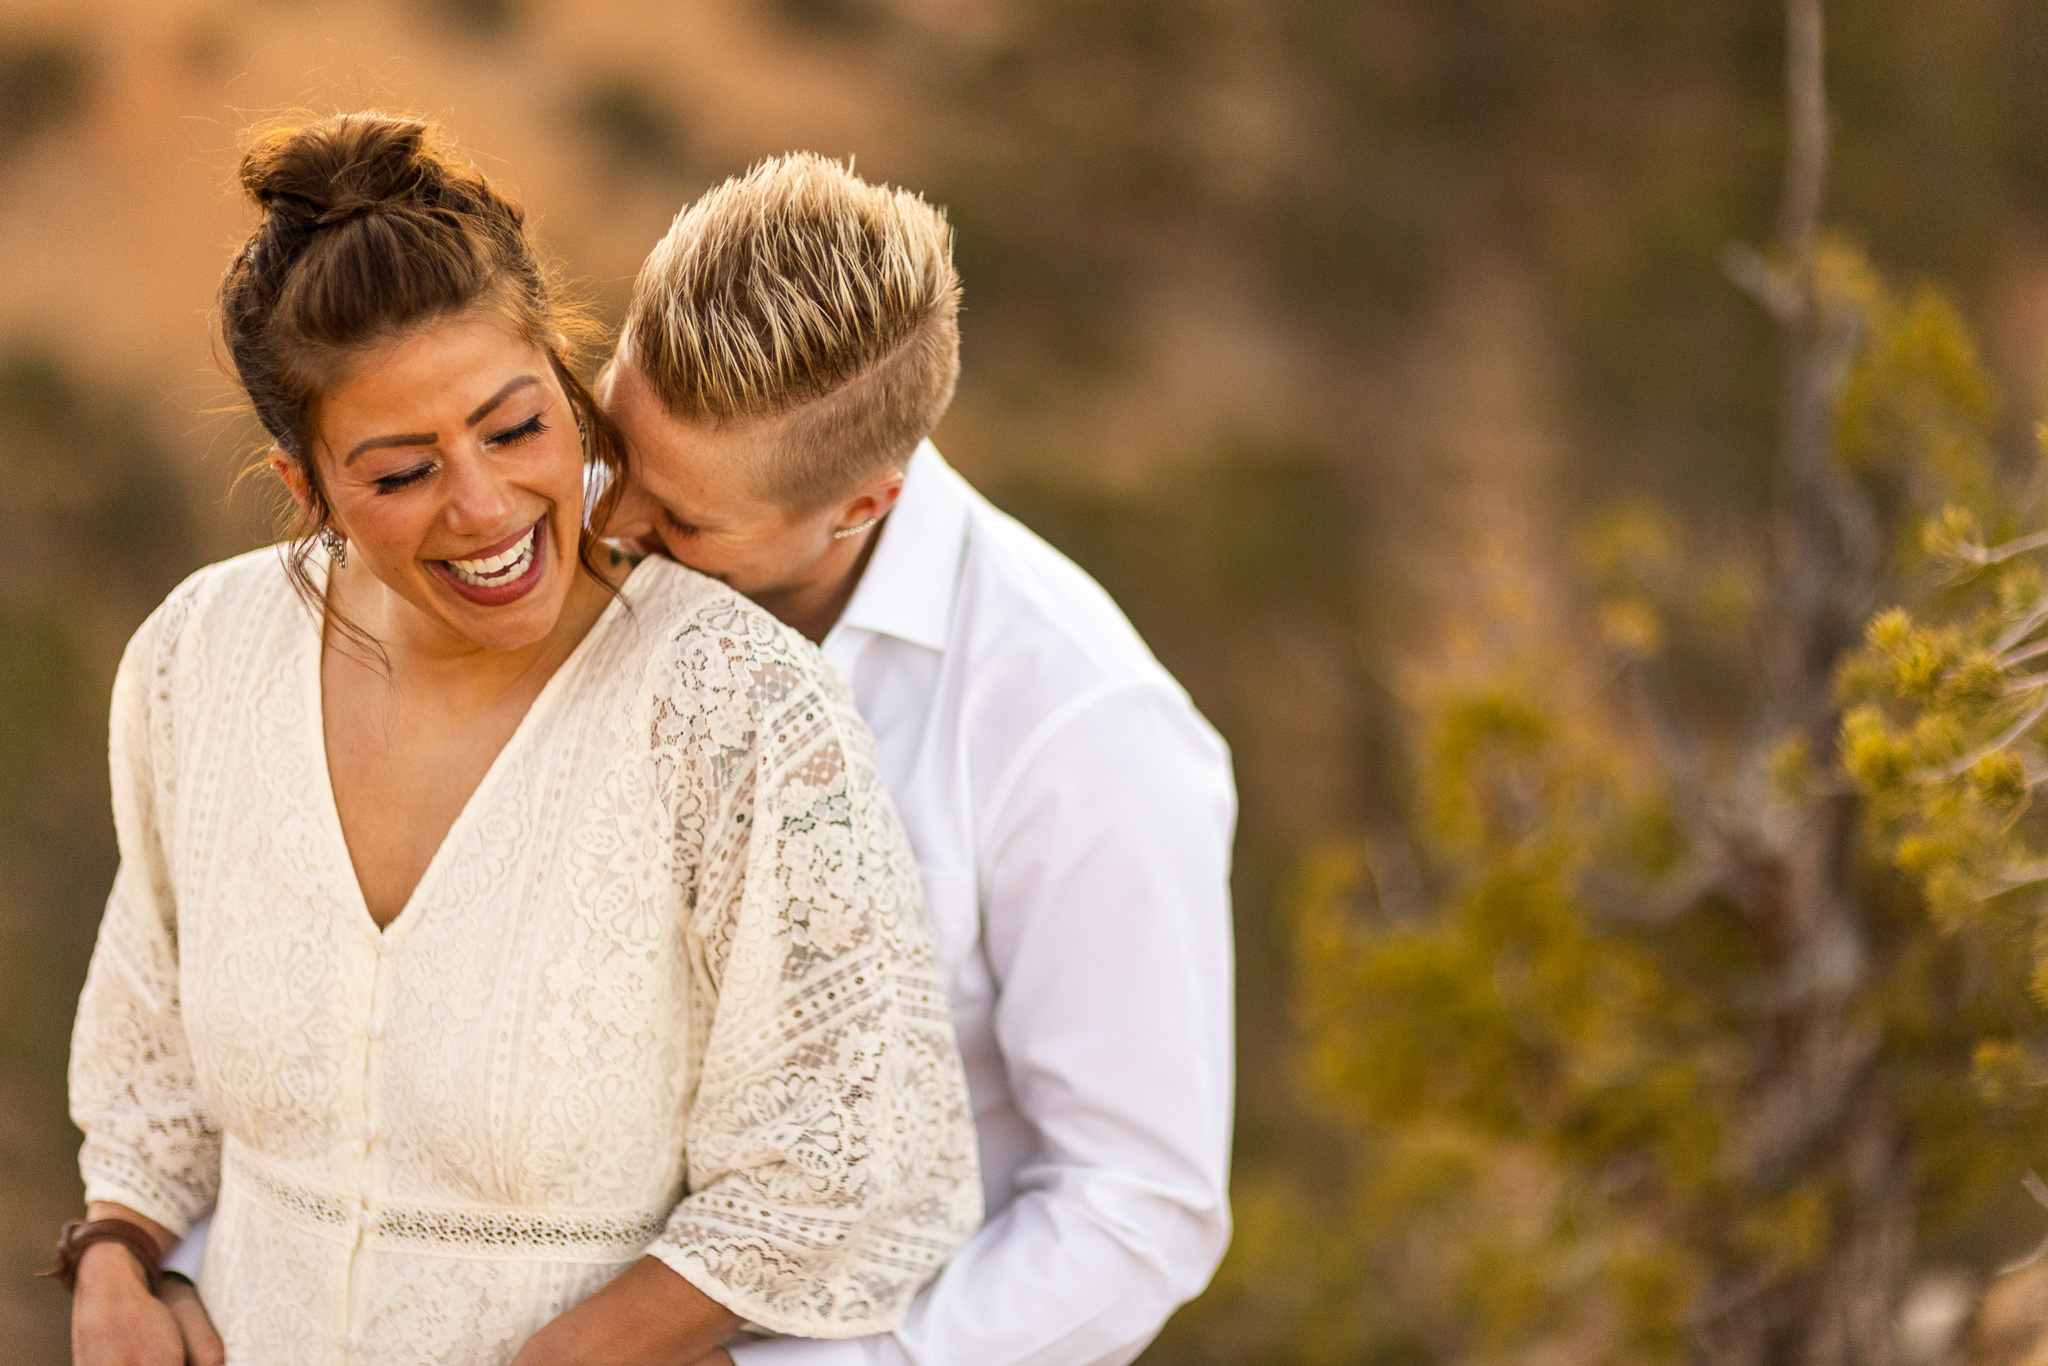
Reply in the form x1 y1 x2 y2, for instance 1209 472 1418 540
374 465 434 494
369 417 550 494
491 415 547 447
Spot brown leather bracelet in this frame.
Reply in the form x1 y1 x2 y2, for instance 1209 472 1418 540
40 1218 166 1296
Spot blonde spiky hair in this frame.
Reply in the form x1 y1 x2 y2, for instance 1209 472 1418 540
622 152 961 510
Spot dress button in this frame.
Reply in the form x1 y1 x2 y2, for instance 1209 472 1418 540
362 1122 378 1143
359 1209 375 1228
343 1332 359 1350
374 933 393 956
365 1020 384 1040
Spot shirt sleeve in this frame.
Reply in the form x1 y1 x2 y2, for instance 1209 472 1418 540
645 620 982 1338
731 683 1239 1366
69 592 223 1236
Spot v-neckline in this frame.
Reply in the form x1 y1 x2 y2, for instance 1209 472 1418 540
301 564 646 940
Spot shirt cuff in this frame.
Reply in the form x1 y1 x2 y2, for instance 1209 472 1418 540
161 1209 211 1280
728 1335 895 1366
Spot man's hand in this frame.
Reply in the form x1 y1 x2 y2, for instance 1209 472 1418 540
509 1255 741 1366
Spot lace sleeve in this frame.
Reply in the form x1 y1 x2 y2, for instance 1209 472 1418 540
644 604 981 1338
68 588 222 1234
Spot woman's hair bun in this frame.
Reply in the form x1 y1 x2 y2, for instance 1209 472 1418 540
238 113 450 231
220 108 565 467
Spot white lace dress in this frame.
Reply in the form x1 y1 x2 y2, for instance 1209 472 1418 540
68 550 981 1365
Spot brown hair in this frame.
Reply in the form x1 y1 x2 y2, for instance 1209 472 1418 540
622 152 960 511
220 111 623 643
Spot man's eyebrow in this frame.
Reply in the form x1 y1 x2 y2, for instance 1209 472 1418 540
467 375 541 428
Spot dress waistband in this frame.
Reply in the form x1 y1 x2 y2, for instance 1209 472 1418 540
222 1138 672 1264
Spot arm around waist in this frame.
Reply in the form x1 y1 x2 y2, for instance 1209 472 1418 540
739 682 1238 1366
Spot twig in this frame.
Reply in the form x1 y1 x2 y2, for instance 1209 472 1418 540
1725 244 1801 325
1988 864 2048 895
1951 528 2048 567
1926 693 2048 780
1999 1172 2048 1274
1996 598 2048 655
2000 638 2048 671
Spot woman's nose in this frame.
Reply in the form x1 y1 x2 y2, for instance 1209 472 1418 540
441 447 516 532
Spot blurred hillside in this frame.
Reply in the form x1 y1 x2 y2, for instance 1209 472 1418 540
8 1 2048 1361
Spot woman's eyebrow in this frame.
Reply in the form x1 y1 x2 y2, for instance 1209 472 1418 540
342 376 543 465
466 375 541 427
346 431 436 464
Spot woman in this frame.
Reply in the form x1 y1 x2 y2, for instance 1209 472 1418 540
56 112 979 1366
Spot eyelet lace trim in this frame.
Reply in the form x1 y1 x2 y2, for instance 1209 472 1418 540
225 1142 671 1261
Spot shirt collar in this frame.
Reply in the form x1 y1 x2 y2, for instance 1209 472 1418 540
831 441 971 653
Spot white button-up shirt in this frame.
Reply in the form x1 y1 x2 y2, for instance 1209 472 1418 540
732 444 1237 1366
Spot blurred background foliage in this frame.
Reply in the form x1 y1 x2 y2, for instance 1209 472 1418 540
10 0 2048 1361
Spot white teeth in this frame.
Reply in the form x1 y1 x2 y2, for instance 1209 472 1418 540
447 524 541 587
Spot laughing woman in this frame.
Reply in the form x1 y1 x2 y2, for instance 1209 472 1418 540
55 113 978 1366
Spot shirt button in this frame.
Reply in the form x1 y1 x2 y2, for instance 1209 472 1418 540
361 1122 378 1143
365 1020 384 1040
343 1332 359 1350
374 933 393 956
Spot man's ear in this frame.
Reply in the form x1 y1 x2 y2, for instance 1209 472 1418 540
267 447 315 519
835 471 907 532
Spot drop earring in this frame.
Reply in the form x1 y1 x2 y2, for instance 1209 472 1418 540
319 525 348 568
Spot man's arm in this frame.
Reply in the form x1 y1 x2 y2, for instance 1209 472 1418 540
734 684 1237 1366
510 1257 740 1366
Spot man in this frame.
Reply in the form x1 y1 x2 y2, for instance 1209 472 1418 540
601 154 1237 1366
162 153 1234 1366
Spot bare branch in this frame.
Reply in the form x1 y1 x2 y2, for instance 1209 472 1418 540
1725 243 1802 325
1780 0 1829 257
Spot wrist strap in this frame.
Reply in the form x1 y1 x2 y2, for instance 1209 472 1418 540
40 1218 166 1296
